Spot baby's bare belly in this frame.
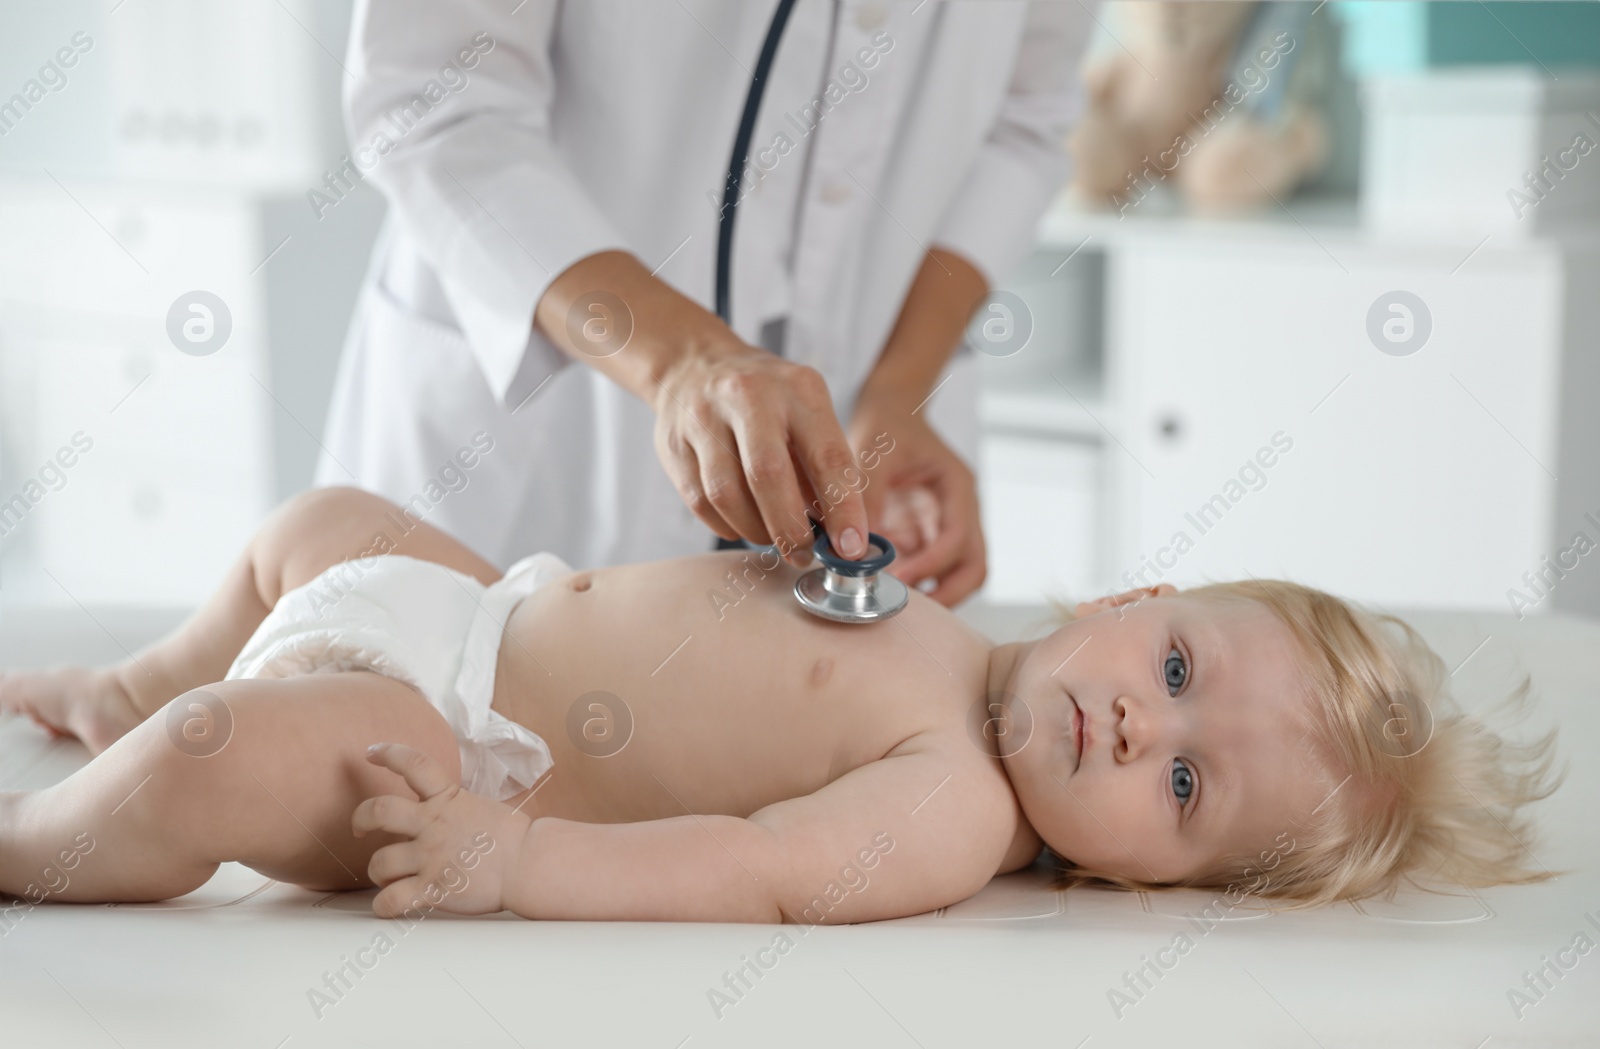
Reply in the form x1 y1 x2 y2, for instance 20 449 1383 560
489 551 991 825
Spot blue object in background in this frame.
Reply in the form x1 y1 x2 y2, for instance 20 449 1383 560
1333 2 1429 73
1229 1 1316 122
1334 1 1600 75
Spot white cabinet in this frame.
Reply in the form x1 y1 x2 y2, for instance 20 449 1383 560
977 196 1600 617
0 1 376 608
0 183 274 605
978 434 1100 606
1112 235 1566 609
0 178 384 606
0 0 345 191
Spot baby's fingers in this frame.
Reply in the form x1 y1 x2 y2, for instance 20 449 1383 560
365 741 457 801
366 841 421 887
351 793 424 839
371 876 428 920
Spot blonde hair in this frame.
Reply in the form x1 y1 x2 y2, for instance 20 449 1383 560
1044 579 1564 908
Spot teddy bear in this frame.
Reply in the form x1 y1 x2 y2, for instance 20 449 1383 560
1068 0 1330 216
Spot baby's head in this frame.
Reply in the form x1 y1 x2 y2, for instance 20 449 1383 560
992 579 1561 906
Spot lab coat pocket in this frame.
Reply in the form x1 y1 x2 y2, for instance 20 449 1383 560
365 278 473 357
357 278 498 408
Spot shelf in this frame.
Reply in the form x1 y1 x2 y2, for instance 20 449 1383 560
1035 189 1600 255
1038 189 1359 246
977 376 1112 443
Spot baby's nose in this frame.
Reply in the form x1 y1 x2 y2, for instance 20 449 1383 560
1112 695 1163 761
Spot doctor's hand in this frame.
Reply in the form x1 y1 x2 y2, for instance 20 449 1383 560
652 344 873 564
535 249 871 566
848 396 987 607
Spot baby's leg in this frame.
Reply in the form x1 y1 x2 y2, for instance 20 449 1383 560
0 486 499 753
0 671 461 902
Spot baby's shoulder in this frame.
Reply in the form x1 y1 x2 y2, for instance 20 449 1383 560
858 728 1038 876
881 725 1024 817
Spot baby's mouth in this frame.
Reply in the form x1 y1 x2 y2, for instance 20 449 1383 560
1070 694 1084 770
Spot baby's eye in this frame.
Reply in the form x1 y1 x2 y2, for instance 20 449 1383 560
1164 646 1187 696
1171 758 1194 805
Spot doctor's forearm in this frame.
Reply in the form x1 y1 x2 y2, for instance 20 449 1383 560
856 246 989 414
533 249 738 404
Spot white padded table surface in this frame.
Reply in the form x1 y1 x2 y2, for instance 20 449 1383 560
1 603 1595 1048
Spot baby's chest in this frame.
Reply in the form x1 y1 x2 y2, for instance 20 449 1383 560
535 649 973 824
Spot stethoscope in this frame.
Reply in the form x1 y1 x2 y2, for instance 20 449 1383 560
713 0 909 625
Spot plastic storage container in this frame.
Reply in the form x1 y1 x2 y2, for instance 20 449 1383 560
1360 66 1600 236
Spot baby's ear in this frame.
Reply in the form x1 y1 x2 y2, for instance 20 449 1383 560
1073 583 1177 619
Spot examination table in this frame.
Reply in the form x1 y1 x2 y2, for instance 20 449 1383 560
1 601 1595 1047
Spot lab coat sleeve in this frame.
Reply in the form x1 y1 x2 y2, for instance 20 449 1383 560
930 1 1094 289
343 0 632 405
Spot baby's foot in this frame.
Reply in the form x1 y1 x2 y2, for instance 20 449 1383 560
0 667 142 755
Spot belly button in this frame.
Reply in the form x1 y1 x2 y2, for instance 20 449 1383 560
570 573 592 592
810 657 833 687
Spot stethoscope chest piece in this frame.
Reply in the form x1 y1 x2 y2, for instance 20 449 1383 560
793 531 909 624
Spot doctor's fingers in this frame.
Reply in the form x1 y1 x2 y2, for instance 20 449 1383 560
692 425 777 547
890 521 963 592
655 431 740 542
894 513 985 606
728 418 816 561
789 407 871 561
923 529 988 607
890 475 982 597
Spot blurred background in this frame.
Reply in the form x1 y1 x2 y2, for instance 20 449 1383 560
1 0 1598 622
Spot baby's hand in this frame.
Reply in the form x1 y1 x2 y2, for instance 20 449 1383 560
352 742 531 920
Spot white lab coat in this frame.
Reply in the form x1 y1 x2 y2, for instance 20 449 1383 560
318 0 1090 571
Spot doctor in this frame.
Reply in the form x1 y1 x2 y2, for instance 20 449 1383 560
318 0 1089 606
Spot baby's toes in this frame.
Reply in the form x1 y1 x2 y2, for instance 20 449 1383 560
0 669 82 740
25 708 70 739
0 689 69 740
0 672 35 719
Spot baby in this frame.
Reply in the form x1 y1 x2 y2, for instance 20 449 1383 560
0 487 1560 922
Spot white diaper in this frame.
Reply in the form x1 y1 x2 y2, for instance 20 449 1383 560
225 551 574 801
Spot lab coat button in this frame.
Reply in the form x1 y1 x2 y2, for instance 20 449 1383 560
855 5 887 31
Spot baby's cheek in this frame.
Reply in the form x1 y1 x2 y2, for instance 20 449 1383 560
1045 784 1145 872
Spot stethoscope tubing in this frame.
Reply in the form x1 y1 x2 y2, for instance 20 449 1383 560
713 0 906 623
715 0 800 325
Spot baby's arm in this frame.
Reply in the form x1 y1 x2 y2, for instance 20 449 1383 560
355 740 1016 923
